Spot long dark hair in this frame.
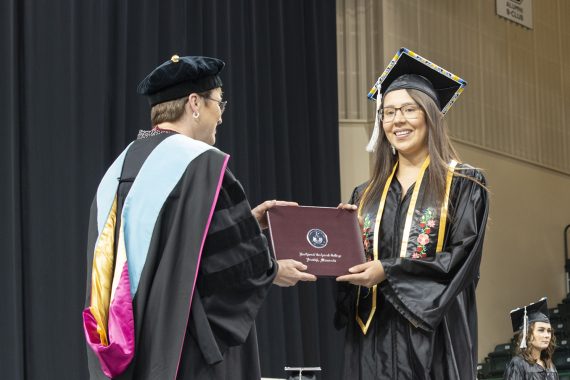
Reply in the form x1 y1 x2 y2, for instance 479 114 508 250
361 89 461 212
514 322 556 368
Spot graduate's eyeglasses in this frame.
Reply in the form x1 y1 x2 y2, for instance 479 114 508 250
204 97 227 114
380 104 421 123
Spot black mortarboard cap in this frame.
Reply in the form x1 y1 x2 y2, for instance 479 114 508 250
367 47 467 114
137 55 225 106
510 297 550 333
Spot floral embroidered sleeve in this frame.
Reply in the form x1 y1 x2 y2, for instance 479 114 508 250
379 170 489 331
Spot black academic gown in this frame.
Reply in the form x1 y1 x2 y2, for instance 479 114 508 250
503 356 559 380
85 131 276 380
336 165 489 380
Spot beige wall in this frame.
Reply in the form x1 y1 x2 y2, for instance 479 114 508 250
337 0 570 362
457 141 570 360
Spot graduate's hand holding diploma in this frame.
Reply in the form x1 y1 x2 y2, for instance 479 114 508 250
336 260 385 288
335 203 363 227
251 200 317 287
335 203 386 287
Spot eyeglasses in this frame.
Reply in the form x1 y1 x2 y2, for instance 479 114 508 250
204 97 228 114
379 104 421 123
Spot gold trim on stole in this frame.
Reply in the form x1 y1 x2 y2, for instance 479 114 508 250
436 160 458 252
356 163 398 335
399 157 431 257
354 158 457 334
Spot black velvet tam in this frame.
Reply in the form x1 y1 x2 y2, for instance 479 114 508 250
368 47 467 114
510 297 550 333
137 55 225 106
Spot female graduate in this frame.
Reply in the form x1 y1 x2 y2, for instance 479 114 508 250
503 298 558 379
336 48 489 380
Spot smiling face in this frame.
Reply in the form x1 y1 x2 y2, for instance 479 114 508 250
530 322 553 352
379 89 428 159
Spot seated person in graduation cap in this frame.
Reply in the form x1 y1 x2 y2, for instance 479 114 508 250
336 48 489 380
82 55 316 380
504 298 558 380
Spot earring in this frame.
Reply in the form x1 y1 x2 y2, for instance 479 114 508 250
391 145 396 155
193 111 200 119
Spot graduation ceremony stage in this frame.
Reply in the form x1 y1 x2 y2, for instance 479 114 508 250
4 1 570 379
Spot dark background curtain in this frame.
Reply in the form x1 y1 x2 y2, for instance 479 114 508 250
0 0 344 379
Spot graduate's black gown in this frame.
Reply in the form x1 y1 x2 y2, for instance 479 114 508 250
85 131 276 379
336 166 489 380
503 356 559 380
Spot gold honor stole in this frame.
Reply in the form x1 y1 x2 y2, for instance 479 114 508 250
82 135 225 377
355 157 458 334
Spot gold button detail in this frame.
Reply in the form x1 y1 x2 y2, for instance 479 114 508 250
171 54 180 63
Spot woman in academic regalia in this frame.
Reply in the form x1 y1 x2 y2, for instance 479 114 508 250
83 55 315 380
335 48 490 380
503 298 559 380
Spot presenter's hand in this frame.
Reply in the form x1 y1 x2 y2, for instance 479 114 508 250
337 203 363 228
252 200 299 229
274 259 317 287
336 260 385 287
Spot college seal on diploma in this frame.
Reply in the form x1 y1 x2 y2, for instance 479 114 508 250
267 206 366 277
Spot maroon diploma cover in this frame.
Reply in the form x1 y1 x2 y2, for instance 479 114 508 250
267 206 366 277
